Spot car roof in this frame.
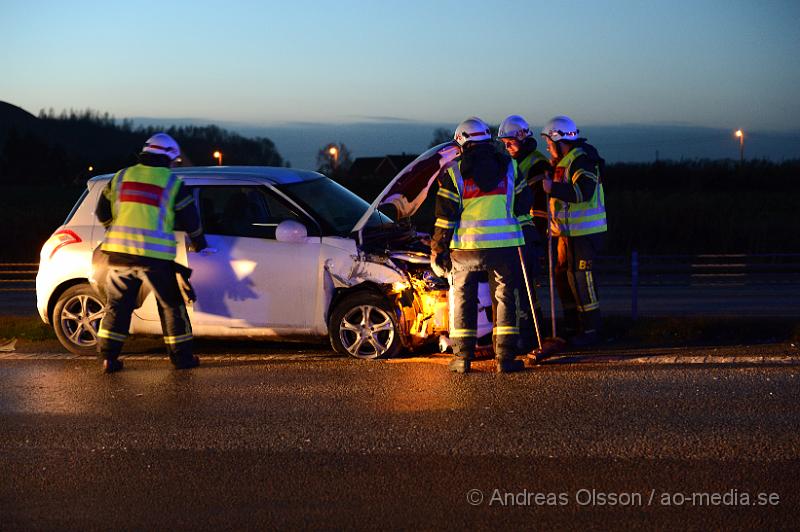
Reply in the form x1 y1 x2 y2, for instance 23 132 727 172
87 165 325 186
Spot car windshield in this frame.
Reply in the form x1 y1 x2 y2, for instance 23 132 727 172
278 177 393 235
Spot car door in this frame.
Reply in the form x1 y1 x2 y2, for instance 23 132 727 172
186 183 322 330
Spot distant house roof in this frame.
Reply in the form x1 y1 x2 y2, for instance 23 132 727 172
349 154 420 181
348 157 384 180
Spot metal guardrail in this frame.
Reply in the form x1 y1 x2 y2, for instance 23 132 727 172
2 254 800 293
0 262 37 292
595 253 800 287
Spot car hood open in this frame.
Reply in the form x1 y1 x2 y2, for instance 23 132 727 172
351 142 461 236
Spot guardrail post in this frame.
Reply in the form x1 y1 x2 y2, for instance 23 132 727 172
631 250 639 321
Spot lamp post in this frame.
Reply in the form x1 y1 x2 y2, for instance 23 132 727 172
213 150 223 166
328 145 339 171
734 130 744 165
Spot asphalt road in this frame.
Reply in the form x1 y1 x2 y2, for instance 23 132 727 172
2 348 800 530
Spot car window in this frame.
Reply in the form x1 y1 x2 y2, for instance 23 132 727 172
195 185 315 239
64 187 90 225
277 177 392 236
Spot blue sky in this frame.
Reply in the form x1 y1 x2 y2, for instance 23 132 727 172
2 0 799 166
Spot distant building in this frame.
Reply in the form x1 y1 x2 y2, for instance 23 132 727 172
347 154 419 182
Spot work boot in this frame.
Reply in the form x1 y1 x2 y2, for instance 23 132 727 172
527 337 567 365
102 358 124 374
448 357 472 374
496 358 525 373
173 355 200 370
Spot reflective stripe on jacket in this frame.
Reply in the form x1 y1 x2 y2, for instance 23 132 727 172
447 161 524 250
100 164 181 260
550 148 607 237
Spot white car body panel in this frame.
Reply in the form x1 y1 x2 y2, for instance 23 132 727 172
38 168 421 341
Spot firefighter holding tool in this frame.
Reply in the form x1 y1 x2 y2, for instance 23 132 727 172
540 116 607 347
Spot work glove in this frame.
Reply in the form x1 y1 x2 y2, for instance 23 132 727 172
430 252 451 278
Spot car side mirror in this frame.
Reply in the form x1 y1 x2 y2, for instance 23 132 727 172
275 220 308 243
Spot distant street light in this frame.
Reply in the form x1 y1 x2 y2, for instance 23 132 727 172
88 166 93 172
213 150 223 166
328 146 339 171
734 130 744 165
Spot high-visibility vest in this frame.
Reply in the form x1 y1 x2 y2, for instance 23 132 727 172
100 164 181 260
447 161 524 250
514 149 550 226
550 148 607 237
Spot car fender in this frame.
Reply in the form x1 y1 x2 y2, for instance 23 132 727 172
323 254 408 327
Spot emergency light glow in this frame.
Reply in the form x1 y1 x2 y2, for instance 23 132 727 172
392 281 411 293
230 259 257 281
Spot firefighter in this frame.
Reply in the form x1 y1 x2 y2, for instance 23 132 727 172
95 133 207 373
540 116 607 346
497 115 551 354
431 117 526 373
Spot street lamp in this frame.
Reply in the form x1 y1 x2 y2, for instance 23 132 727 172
734 130 744 165
213 150 223 166
328 145 339 171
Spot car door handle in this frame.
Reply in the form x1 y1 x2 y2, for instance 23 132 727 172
192 247 218 255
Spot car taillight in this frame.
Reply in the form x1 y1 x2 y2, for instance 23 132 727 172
42 229 82 260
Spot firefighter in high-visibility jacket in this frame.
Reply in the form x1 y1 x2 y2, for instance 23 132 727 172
540 116 607 346
431 117 527 373
497 115 551 354
94 133 207 373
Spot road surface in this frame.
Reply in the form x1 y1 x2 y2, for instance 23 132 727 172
2 347 799 530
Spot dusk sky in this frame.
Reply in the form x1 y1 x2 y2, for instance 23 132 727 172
2 0 800 166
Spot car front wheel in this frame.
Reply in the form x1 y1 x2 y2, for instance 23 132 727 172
52 284 106 356
329 291 402 359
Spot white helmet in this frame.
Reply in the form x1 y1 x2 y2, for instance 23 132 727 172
453 117 491 147
142 132 181 160
541 115 580 142
497 115 532 140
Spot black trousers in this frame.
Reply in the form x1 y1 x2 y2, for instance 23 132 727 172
97 260 193 363
449 247 521 361
555 233 604 336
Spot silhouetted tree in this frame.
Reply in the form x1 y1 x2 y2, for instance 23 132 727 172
428 127 451 148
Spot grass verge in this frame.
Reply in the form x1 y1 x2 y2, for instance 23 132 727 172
603 316 800 347
0 316 56 342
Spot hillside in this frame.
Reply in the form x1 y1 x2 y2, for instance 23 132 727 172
0 102 284 184
0 101 41 145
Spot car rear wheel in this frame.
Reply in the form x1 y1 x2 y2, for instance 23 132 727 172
52 284 106 356
329 292 401 359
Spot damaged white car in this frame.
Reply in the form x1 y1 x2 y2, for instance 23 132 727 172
36 143 493 358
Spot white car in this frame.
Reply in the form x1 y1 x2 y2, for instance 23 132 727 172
37 145 493 358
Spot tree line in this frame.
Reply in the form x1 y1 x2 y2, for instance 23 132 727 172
0 104 797 258
0 107 284 185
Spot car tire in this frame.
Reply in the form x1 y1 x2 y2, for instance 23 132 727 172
329 291 402 359
52 284 106 356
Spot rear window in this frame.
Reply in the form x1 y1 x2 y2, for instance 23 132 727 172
63 187 90 225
